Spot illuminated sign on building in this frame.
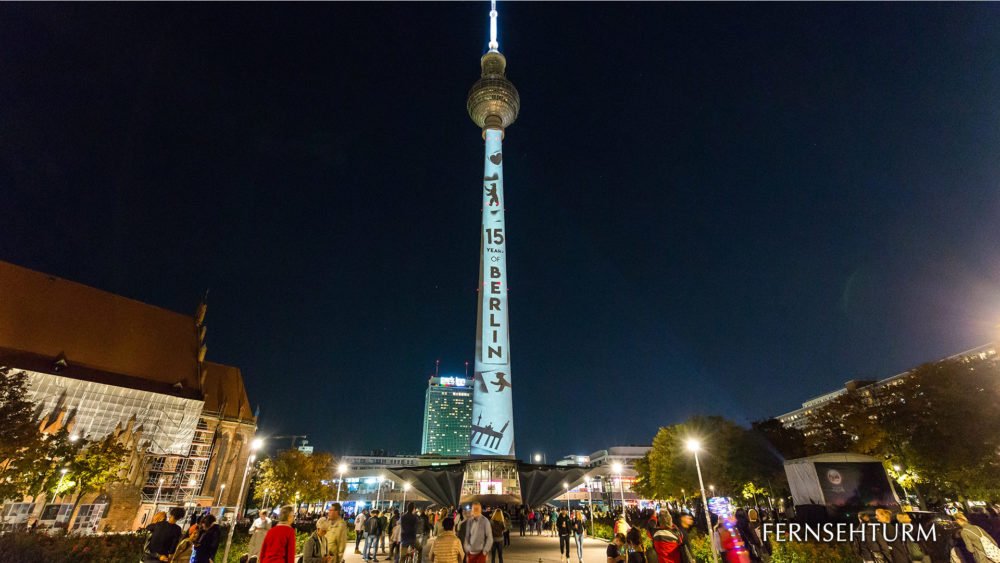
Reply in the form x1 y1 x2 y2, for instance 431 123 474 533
439 377 467 387
479 480 503 495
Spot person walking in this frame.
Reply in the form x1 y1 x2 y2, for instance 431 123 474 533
462 502 493 563
190 514 221 563
518 508 526 537
355 509 368 554
259 506 297 563
490 509 506 563
625 527 646 563
363 509 382 562
142 506 184 563
303 518 333 563
648 509 684 563
956 512 1000 563
429 518 465 563
248 510 273 560
571 510 587 563
607 533 626 563
557 507 572 563
168 524 197 563
324 504 349 563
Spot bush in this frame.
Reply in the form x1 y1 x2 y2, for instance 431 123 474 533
0 531 147 563
592 522 614 540
768 541 861 563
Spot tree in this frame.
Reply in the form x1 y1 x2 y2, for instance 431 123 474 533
0 367 44 500
633 415 784 502
65 431 129 516
253 450 336 507
801 356 1000 504
751 418 807 461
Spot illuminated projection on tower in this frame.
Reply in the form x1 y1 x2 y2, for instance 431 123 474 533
472 133 513 455
467 2 520 456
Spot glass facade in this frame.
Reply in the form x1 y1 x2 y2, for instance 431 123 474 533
421 376 472 456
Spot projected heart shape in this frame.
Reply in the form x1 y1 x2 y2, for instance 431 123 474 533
489 153 503 165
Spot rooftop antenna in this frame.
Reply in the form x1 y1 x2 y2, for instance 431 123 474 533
465 361 470 378
488 0 499 52
435 359 440 377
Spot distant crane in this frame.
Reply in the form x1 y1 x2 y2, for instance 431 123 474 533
272 435 308 449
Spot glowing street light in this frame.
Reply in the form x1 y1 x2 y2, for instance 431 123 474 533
217 483 226 506
403 482 410 509
685 439 718 563
336 463 348 503
612 462 626 516
374 476 385 510
563 482 570 511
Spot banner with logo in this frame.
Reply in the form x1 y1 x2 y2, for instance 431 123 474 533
815 462 898 507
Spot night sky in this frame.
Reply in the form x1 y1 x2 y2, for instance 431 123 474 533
3 3 1000 461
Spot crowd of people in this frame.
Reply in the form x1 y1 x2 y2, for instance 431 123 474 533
136 499 1000 563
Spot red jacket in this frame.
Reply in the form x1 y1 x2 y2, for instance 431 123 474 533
648 526 683 563
259 523 296 563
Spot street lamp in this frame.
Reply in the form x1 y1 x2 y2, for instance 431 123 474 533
223 437 263 563
686 439 718 563
534 453 545 464
337 464 347 503
374 476 385 510
217 484 226 506
55 468 69 503
563 483 570 511
403 483 410 508
893 464 912 503
612 462 626 516
585 477 594 536
154 477 164 515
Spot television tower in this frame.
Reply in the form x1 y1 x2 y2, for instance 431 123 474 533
467 0 520 457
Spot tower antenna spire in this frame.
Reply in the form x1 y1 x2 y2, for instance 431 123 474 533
488 0 499 52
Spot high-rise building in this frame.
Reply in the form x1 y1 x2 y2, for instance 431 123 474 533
421 376 473 456
467 0 519 457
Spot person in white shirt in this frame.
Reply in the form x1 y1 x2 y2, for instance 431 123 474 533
248 510 271 558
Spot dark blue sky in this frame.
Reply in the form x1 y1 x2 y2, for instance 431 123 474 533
3 3 999 461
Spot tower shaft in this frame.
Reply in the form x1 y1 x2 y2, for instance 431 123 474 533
471 130 513 456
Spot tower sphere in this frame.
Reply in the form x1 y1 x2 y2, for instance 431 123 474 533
467 51 520 135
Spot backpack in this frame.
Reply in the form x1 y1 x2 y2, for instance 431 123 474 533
969 526 1000 562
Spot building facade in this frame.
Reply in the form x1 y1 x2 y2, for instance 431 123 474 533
421 376 473 456
0 260 256 531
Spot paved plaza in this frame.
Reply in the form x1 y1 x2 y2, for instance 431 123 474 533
344 533 611 563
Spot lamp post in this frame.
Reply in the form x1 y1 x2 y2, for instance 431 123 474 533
55 468 69 503
563 483 570 511
223 438 262 563
612 462 626 516
262 488 270 510
336 463 348 503
154 477 164 515
217 484 226 507
686 439 718 563
893 464 912 503
374 476 385 510
585 477 594 536
403 483 410 509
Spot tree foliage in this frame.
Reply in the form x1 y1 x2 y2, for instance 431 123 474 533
633 415 784 501
253 449 336 506
802 355 1000 502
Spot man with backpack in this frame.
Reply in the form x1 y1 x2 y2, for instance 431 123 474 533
957 512 1000 563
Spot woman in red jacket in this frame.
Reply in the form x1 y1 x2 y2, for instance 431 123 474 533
260 505 297 563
